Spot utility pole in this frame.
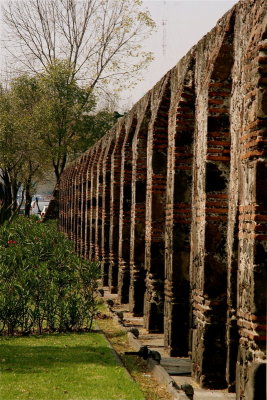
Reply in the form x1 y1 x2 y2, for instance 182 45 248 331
161 0 167 56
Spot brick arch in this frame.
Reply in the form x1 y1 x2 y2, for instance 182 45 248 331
129 98 151 315
191 13 235 389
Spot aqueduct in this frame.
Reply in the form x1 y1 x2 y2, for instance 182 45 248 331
58 0 267 398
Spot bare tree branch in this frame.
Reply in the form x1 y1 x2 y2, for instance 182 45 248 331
2 0 155 89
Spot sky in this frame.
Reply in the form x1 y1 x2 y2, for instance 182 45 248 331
124 0 239 109
0 0 239 110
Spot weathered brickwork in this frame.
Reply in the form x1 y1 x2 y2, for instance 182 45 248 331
58 0 266 398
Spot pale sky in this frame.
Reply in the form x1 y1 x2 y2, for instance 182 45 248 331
125 0 238 108
0 0 239 110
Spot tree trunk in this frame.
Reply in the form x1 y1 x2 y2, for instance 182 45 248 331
0 170 13 223
25 180 32 217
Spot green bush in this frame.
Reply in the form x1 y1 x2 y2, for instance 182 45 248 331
0 217 100 335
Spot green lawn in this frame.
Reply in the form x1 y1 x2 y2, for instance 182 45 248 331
0 332 145 400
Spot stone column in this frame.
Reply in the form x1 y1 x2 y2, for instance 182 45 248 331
101 131 116 285
129 95 151 315
144 73 171 332
58 166 68 234
84 147 96 259
109 122 125 293
74 156 86 254
80 152 92 258
94 137 107 261
89 141 103 260
118 113 137 304
235 3 267 398
190 11 234 389
64 165 73 239
69 162 78 243
164 55 195 356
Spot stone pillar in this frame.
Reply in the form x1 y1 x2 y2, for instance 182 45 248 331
84 148 96 259
69 162 78 242
144 74 171 332
129 96 151 315
101 131 116 285
74 156 86 254
89 142 103 260
64 166 73 239
164 56 195 356
79 152 92 258
235 4 267 398
109 122 125 293
118 114 137 304
190 11 234 389
58 166 68 234
94 138 107 261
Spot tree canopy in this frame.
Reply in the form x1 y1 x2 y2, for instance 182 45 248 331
3 0 155 91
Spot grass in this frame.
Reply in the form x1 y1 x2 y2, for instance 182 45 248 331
0 332 145 400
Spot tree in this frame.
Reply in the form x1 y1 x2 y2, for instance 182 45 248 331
0 76 47 220
35 60 97 182
9 75 49 215
0 66 118 223
3 0 155 92
0 82 24 222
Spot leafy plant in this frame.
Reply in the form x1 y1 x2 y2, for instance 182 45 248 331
0 217 100 335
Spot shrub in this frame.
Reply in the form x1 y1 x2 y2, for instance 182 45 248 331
0 217 100 335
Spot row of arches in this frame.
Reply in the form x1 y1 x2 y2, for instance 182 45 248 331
58 1 266 398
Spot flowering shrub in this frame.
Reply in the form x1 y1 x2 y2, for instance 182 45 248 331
0 217 100 335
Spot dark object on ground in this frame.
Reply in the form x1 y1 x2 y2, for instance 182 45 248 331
125 345 161 364
106 299 114 307
115 311 124 321
98 289 104 297
96 312 110 319
43 199 58 221
128 327 139 338
172 381 194 399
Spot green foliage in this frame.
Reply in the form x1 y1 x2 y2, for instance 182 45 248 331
0 217 100 335
0 65 117 223
35 60 97 180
